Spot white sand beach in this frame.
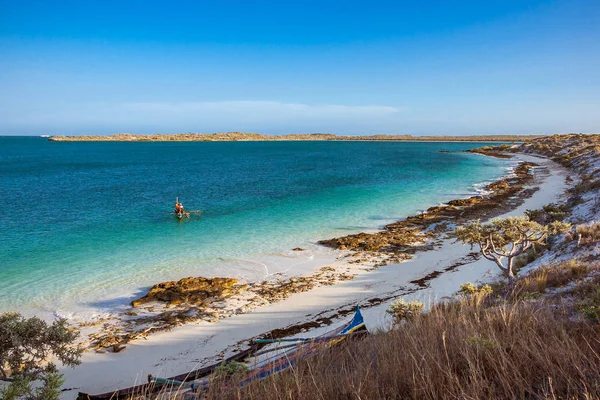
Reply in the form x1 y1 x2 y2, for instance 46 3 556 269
60 154 569 398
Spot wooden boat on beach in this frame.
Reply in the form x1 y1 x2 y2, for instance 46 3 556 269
77 307 367 399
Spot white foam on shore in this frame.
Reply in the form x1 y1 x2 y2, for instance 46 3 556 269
44 245 340 326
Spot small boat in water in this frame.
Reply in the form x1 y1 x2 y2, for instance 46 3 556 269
172 197 201 219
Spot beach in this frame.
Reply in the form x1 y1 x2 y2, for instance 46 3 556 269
0 139 510 320
59 152 569 398
3 2 599 397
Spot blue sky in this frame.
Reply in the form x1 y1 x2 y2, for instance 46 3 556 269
1 0 599 136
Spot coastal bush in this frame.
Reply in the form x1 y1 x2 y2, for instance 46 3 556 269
525 203 569 225
578 296 600 323
454 217 571 283
459 282 492 295
459 282 493 301
386 299 424 324
507 260 594 301
202 299 600 400
571 178 600 195
572 277 600 323
0 313 82 400
213 361 249 379
575 221 600 245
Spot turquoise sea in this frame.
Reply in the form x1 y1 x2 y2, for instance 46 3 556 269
0 137 512 320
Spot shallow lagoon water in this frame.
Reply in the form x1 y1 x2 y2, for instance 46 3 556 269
0 138 511 319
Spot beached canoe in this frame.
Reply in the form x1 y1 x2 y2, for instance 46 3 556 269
77 307 367 399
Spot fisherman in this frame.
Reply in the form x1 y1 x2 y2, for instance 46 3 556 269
174 197 191 218
174 200 184 214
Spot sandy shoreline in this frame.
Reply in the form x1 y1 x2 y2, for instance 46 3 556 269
59 153 569 398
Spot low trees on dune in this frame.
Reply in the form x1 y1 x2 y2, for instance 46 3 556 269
0 313 82 400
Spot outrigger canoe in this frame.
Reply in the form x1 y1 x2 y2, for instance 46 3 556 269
169 210 202 220
77 307 367 399
172 197 201 220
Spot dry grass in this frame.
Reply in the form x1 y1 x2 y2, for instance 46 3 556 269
130 259 600 400
524 134 600 177
571 275 600 324
576 222 600 245
196 299 600 400
510 259 594 300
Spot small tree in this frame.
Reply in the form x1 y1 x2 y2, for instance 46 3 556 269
0 312 82 400
386 299 424 324
455 217 570 283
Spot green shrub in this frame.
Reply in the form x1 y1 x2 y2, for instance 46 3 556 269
525 203 569 225
213 360 249 379
576 287 600 323
386 299 424 324
459 282 493 297
575 222 600 245
0 313 81 399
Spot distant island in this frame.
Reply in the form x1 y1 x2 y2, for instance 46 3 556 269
48 132 541 142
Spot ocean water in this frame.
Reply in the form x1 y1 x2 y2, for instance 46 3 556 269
0 137 512 319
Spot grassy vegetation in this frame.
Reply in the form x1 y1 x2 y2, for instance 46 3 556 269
137 260 600 400
575 222 600 245
525 203 569 225
509 259 596 300
198 282 600 399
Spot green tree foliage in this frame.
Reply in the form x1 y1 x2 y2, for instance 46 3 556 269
525 203 569 225
386 299 424 324
0 313 82 399
455 217 570 283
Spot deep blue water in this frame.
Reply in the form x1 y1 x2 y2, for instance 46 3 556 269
0 137 511 317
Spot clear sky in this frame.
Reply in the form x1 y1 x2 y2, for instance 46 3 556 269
1 0 599 136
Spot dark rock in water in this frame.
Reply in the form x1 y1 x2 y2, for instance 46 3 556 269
447 196 483 207
485 180 510 192
131 277 244 307
292 247 305 251
318 227 422 251
318 161 538 253
465 146 515 159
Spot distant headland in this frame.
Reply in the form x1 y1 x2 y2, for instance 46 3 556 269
48 132 540 142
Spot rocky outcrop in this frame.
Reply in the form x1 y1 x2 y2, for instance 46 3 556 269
318 228 424 252
319 162 538 252
447 196 483 207
131 277 244 307
466 144 518 158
